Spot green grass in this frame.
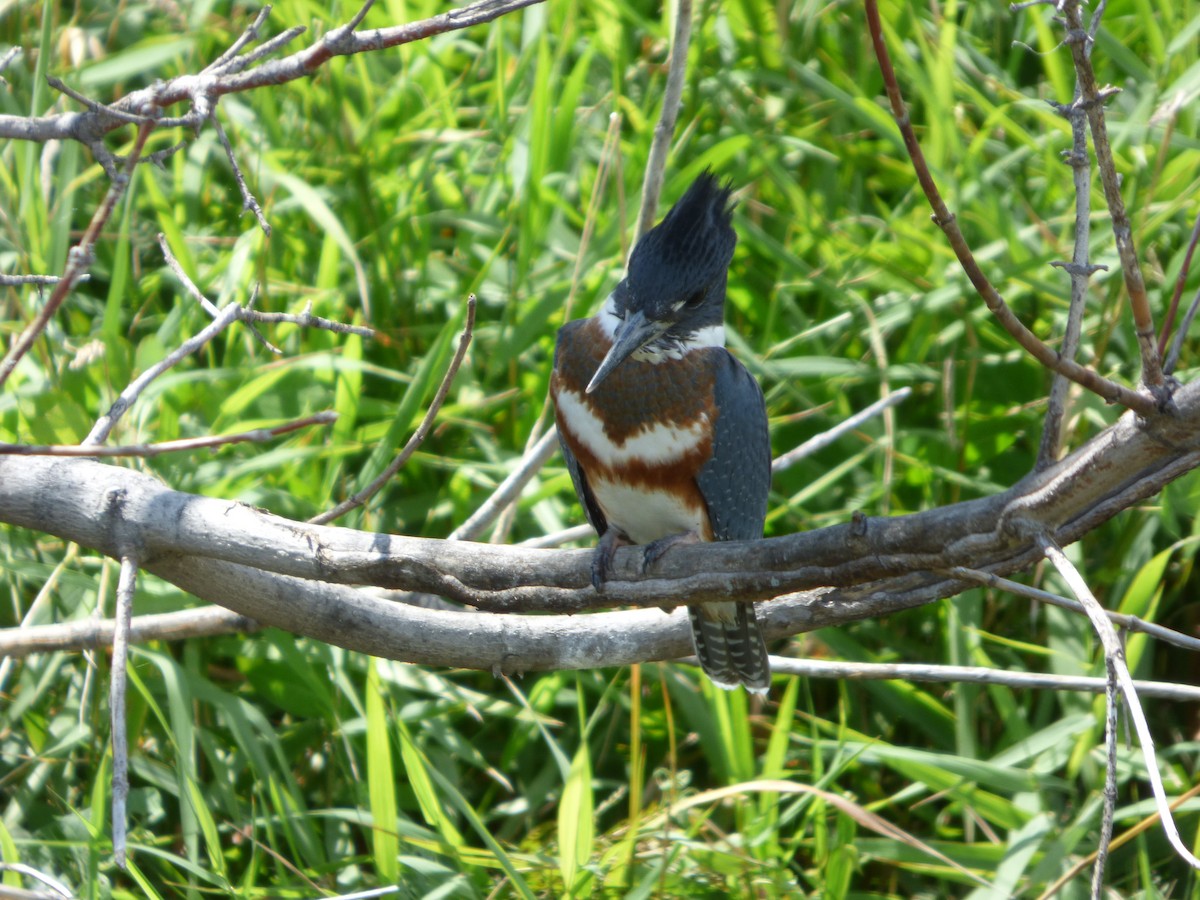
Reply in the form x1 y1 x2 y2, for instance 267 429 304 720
2 0 1200 895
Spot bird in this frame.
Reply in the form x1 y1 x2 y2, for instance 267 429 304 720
549 170 772 693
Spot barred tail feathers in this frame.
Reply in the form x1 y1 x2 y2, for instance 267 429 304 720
687 601 770 694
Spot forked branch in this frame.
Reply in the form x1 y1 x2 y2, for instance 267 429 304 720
863 0 1158 417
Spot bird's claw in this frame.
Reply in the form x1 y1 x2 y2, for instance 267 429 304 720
641 530 701 571
590 528 631 591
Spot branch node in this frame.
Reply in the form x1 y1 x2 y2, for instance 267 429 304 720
1049 260 1107 277
850 510 869 538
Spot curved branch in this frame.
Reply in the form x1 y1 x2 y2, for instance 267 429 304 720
1 378 1198 675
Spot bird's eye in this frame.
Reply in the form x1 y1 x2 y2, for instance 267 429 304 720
683 289 705 308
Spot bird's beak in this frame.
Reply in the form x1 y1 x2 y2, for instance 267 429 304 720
586 308 665 393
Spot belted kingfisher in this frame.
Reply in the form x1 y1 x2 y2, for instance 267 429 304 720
550 171 772 693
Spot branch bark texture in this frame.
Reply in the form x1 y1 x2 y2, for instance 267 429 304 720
2 377 1198 673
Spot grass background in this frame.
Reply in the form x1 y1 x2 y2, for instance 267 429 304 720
2 0 1200 896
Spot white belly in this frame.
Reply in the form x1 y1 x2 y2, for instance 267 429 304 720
590 477 705 545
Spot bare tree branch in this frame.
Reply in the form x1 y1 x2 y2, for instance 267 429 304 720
764 657 1200 702
0 273 71 287
772 387 911 475
0 120 154 391
949 565 1200 653
109 556 138 870
158 233 374 347
0 606 258 659
311 294 476 525
0 412 336 457
1165 285 1200 378
864 0 1159 416
1037 783 1200 900
0 0 546 149
1058 0 1165 394
1039 536 1200 871
635 0 693 243
83 301 244 446
449 428 559 541
1161 208 1200 370
209 111 271 236
2 376 1199 652
1037 88 1098 468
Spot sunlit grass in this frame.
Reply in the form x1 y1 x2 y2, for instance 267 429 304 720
1 0 1199 895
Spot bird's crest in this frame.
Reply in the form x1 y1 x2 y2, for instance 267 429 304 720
627 171 737 307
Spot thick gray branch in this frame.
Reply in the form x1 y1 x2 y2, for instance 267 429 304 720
0 378 1198 674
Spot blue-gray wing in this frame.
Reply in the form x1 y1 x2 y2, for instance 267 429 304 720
558 430 608 535
696 350 770 542
553 324 609 535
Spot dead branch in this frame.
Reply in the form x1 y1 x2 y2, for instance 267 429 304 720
311 294 476 525
1058 0 1165 393
1037 87 1097 467
1039 536 1200 871
863 0 1159 416
635 0 693 243
0 121 153 391
0 0 546 151
1 375 1198 637
0 412 336 457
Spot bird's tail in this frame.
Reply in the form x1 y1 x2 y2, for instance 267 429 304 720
687 601 770 694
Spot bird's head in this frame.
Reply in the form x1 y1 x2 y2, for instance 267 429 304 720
586 171 737 393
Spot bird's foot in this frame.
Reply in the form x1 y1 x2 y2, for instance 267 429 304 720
591 528 632 591
641 530 701 571
642 531 701 614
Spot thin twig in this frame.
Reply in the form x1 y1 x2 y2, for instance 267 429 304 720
311 294 476 525
234 25 309 72
1058 0 1164 393
157 232 219 316
761 657 1200 702
0 605 258 659
772 387 912 474
1159 208 1200 366
0 413 336 458
949 565 1200 653
202 6 274 74
1165 285 1200 377
209 112 271 236
0 46 21 80
449 428 560 541
1092 657 1119 899
158 234 278 352
83 302 243 446
3 603 1197 703
46 74 155 125
0 273 67 287
345 0 378 33
1037 84 1096 468
863 0 1157 416
1038 534 1200 871
0 546 78 695
563 110 622 326
635 0 693 243
0 0 546 148
519 523 595 548
1037 782 1200 900
0 120 154 391
247 302 375 336
110 556 138 870
159 235 373 343
0 862 73 899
